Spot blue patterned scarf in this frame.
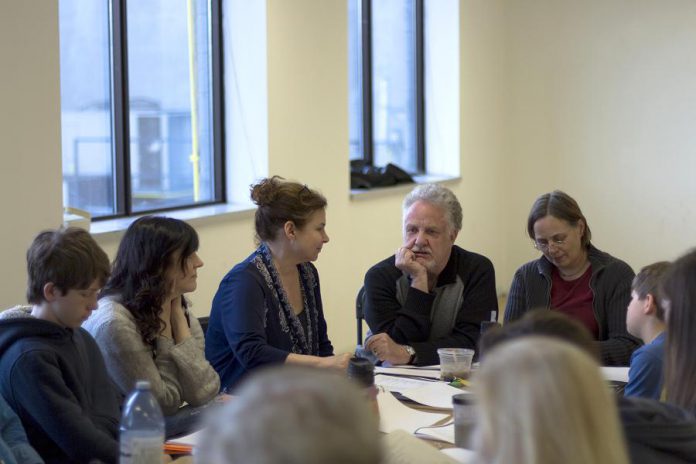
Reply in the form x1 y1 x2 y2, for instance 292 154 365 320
253 243 320 355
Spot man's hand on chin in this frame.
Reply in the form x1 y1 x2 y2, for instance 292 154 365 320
395 238 429 292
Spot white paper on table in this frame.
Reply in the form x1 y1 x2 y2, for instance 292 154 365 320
383 364 440 370
601 366 629 383
416 422 455 444
375 374 435 392
382 429 461 464
441 447 476 463
375 366 441 379
166 429 205 447
399 382 471 409
378 388 449 434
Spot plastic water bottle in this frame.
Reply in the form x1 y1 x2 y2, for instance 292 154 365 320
120 381 165 464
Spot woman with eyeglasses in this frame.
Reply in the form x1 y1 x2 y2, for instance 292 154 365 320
205 177 351 391
504 190 639 365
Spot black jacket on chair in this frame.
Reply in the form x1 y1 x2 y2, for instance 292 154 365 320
619 396 696 464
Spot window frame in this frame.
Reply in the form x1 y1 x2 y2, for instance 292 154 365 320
355 0 426 173
92 0 226 221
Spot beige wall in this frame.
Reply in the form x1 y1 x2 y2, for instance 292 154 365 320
0 1 63 307
2 0 696 354
503 0 696 279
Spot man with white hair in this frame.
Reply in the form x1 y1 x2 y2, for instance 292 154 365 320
364 184 498 366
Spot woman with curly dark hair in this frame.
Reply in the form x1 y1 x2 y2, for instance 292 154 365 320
83 216 219 435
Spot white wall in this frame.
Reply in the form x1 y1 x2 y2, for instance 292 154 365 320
2 0 696 354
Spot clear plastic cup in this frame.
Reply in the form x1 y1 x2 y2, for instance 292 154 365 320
437 348 475 382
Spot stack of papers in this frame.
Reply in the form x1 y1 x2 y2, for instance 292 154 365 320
377 388 449 435
376 366 441 378
382 430 464 464
399 382 470 410
375 374 435 392
164 429 204 454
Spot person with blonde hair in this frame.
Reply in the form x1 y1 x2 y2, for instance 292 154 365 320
474 336 629 464
194 365 381 464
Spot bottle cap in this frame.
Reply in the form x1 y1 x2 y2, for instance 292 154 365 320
135 380 151 390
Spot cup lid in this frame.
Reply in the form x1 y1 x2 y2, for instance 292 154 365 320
452 393 475 405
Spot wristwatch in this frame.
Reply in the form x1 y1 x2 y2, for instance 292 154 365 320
403 345 416 365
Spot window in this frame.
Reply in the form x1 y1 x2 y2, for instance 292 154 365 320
59 0 223 219
348 0 425 174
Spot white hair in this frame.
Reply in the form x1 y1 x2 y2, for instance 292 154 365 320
402 184 462 231
195 365 381 464
474 337 629 464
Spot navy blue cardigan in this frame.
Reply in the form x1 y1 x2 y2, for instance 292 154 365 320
205 250 334 390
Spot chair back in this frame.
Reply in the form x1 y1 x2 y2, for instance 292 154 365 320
198 316 210 337
356 287 365 345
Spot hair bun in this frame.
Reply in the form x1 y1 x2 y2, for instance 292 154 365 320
250 176 283 206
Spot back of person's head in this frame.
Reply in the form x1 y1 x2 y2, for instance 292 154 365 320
251 176 327 242
26 227 110 304
402 183 462 232
527 190 592 248
478 309 600 362
102 216 199 344
195 365 381 464
475 337 628 464
632 261 671 321
661 249 696 411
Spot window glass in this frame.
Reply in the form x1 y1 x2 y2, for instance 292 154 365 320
59 0 115 217
371 0 417 172
348 0 364 160
59 0 221 219
127 0 215 212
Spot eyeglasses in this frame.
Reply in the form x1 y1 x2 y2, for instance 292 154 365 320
533 237 567 252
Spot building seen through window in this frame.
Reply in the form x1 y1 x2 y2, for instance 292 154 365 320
59 0 223 219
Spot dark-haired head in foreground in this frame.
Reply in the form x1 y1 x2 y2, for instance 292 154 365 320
479 308 600 362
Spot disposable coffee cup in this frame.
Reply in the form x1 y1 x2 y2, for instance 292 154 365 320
480 320 501 335
437 348 474 382
453 393 476 449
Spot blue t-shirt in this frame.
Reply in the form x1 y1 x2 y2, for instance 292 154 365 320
625 331 666 400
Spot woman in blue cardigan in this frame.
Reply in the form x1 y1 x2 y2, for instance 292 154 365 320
205 177 350 390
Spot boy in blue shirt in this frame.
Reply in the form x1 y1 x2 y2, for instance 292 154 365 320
625 261 670 399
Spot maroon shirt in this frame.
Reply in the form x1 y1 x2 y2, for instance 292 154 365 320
550 265 599 339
